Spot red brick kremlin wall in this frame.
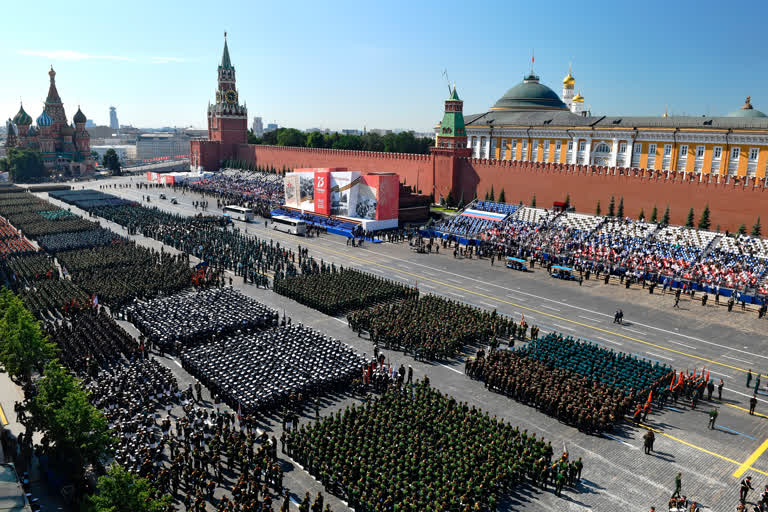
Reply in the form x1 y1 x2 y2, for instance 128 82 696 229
238 145 768 232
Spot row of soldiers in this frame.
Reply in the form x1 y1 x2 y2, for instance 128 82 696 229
466 348 633 433
347 295 519 361
275 267 416 316
286 378 585 511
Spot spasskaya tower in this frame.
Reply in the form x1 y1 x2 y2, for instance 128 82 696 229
191 33 248 171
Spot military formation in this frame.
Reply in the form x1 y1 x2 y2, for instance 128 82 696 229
37 228 121 253
287 379 584 511
465 334 674 432
347 295 517 360
274 267 417 316
180 324 365 415
56 243 198 309
124 288 279 350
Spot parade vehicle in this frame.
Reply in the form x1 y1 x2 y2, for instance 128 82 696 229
170 197 178 204
271 215 307 235
551 265 577 281
222 205 255 222
159 193 167 199
505 256 528 271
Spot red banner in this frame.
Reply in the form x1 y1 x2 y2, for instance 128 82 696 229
314 170 331 215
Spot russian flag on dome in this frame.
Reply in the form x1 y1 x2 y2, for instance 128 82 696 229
460 209 507 222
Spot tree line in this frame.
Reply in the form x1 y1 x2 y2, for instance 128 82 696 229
248 128 435 154
0 287 168 511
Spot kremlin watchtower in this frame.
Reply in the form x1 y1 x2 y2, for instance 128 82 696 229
191 34 249 171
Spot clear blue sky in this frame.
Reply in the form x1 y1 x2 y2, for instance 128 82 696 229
2 0 767 131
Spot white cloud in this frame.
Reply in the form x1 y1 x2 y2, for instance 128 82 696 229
18 51 188 64
151 56 186 64
18 50 135 61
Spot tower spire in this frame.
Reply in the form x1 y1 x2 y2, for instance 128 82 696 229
221 32 232 69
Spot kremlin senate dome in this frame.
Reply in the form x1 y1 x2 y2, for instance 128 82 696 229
491 73 569 112
727 96 767 118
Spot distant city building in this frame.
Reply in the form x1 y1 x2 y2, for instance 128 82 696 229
341 129 362 136
266 123 278 132
4 67 93 174
252 117 263 137
85 119 96 128
109 106 119 130
136 132 190 160
91 145 136 164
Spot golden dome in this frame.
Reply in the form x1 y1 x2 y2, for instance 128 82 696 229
563 64 575 87
572 89 584 103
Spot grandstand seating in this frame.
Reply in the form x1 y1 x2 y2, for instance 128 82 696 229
435 200 520 238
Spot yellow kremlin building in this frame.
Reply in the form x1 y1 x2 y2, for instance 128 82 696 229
452 67 768 180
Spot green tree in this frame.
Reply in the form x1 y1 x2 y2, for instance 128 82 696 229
276 128 306 147
595 200 601 216
607 196 615 217
531 194 536 208
102 149 122 176
1 148 47 183
498 188 506 203
752 217 762 237
650 205 658 223
484 191 490 201
698 204 711 230
564 194 571 208
457 190 465 210
29 361 113 478
617 197 624 218
662 205 670 225
489 185 495 202
306 131 326 148
261 129 278 145
738 223 747 235
685 208 695 228
85 465 171 512
0 290 57 381
445 190 455 208
638 209 645 221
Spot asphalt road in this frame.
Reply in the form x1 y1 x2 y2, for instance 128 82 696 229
49 176 768 511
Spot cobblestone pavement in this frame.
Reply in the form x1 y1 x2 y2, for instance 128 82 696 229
26 177 768 511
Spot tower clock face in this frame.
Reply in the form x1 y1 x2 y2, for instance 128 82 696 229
225 90 237 104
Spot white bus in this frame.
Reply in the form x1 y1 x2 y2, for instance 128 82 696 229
223 205 255 222
271 215 307 235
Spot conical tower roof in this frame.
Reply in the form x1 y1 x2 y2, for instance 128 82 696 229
221 33 232 68
46 66 62 104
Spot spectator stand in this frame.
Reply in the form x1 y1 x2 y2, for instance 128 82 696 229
434 200 521 245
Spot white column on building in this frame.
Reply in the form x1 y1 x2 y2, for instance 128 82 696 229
570 136 579 164
584 137 592 165
484 137 492 159
625 139 634 168
609 138 619 167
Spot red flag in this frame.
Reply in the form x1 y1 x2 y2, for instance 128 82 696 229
705 370 710 382
237 402 242 422
646 390 653 405
520 313 525 324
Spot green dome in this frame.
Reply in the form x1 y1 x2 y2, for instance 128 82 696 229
727 96 767 118
13 105 32 126
492 74 568 112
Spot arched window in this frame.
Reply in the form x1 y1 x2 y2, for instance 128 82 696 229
594 143 611 153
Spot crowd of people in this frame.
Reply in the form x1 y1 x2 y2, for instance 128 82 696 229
180 323 365 415
37 228 122 253
4 253 57 283
56 243 198 310
183 170 285 219
124 288 279 350
287 379 584 511
347 295 518 360
274 267 417 316
465 334 674 432
435 200 768 299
